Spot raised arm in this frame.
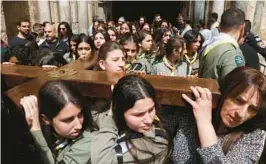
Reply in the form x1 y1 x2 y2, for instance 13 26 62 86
182 86 217 148
182 86 266 163
20 96 55 164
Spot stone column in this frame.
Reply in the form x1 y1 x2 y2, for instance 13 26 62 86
212 0 225 22
59 0 71 23
194 0 205 27
78 1 88 34
259 1 266 41
87 1 93 26
1 1 8 43
234 1 248 12
37 1 51 23
70 0 78 34
188 0 194 23
253 1 265 34
204 0 211 26
28 0 39 25
50 0 60 25
98 1 106 21
224 0 231 10
92 1 99 17
245 1 256 26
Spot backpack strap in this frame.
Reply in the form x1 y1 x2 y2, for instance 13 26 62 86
203 40 238 57
114 144 123 164
114 132 143 163
114 127 166 163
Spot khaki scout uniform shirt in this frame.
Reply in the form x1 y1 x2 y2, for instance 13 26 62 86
31 130 93 164
135 52 156 74
151 56 187 76
199 33 245 82
91 114 168 164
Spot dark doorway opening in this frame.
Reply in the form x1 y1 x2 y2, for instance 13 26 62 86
112 1 184 25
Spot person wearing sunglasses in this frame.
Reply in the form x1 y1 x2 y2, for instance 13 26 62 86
57 22 73 46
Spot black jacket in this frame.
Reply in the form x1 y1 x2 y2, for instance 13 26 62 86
39 38 69 56
245 32 266 59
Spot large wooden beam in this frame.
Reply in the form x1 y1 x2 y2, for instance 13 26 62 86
2 54 220 108
1 64 50 88
4 67 220 108
1 55 98 87
1 64 49 78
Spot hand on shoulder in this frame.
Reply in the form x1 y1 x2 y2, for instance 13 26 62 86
20 95 41 131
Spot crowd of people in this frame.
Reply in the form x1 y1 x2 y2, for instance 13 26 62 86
1 7 266 164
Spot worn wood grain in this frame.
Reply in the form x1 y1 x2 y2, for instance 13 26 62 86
4 68 220 108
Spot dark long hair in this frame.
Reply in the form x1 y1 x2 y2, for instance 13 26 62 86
76 34 95 59
57 21 73 42
183 29 204 52
121 21 133 34
6 45 38 65
164 36 186 60
38 80 98 149
214 67 266 153
153 27 171 44
119 32 137 47
119 32 138 60
135 30 153 54
33 50 67 67
93 30 109 51
112 75 172 163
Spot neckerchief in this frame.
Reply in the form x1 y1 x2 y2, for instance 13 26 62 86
163 56 177 76
124 58 137 71
185 52 197 75
73 53 76 61
145 54 155 65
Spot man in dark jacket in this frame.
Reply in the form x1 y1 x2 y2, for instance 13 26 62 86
239 20 260 70
199 8 246 82
39 24 69 56
9 18 33 48
244 20 266 60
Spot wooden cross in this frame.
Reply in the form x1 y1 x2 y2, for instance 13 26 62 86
2 56 220 108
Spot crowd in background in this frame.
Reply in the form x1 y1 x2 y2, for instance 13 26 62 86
1 9 265 75
1 8 266 164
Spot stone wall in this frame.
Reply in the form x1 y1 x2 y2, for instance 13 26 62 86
259 2 266 41
1 1 265 42
2 1 30 42
1 0 111 41
1 1 8 43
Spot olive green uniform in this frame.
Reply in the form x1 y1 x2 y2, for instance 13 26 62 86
91 114 169 164
135 52 157 74
31 130 93 164
199 33 245 82
90 98 111 126
151 56 187 76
